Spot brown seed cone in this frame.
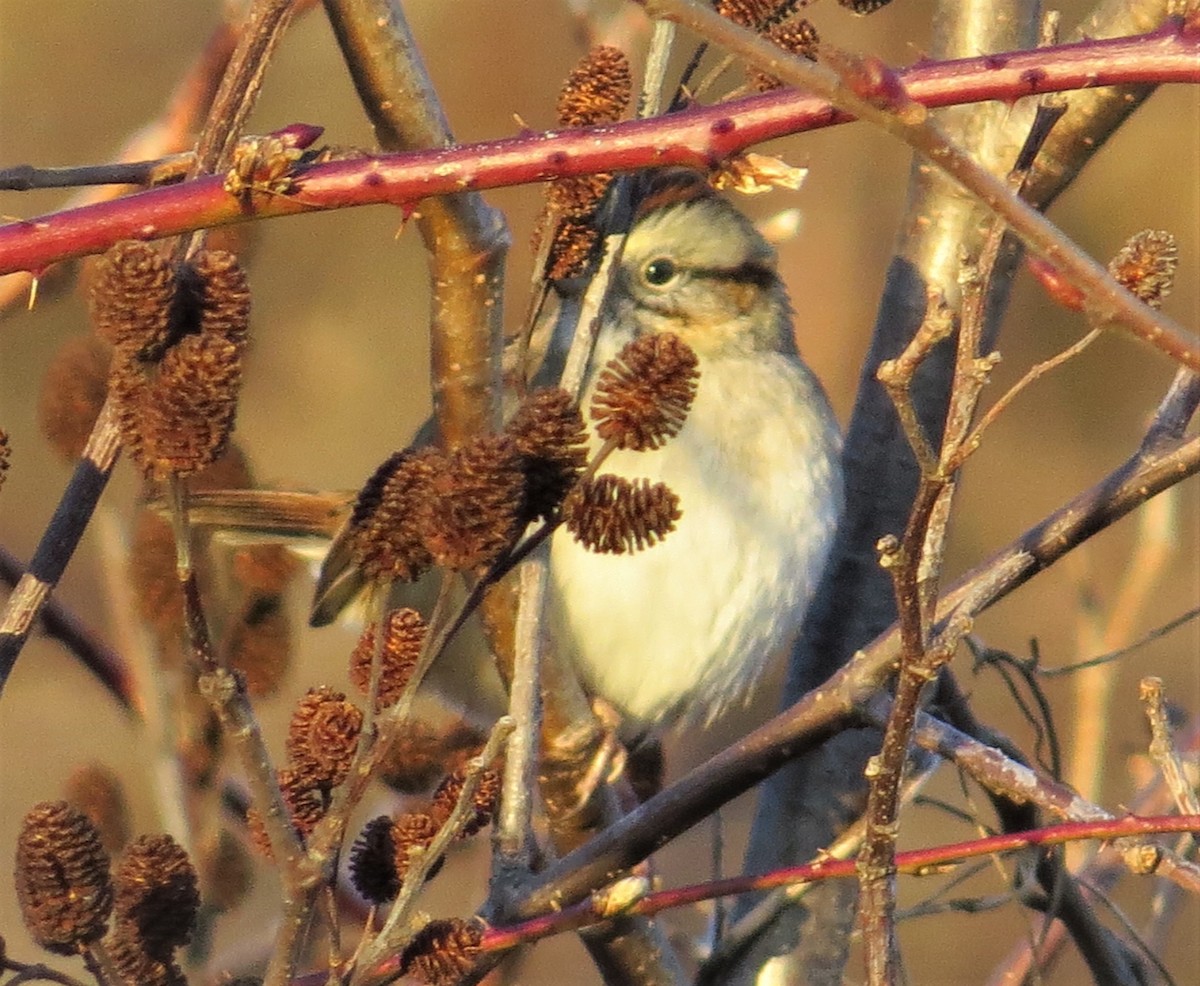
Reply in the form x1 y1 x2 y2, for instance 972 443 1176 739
545 215 601 281
223 594 292 699
348 607 428 711
285 686 363 788
429 765 501 838
348 815 400 905
556 45 631 128
190 249 251 344
839 0 895 12
507 388 588 521
14 801 113 955
108 346 154 469
138 330 244 477
89 241 176 358
376 719 488 794
246 768 328 859
112 834 199 960
38 334 113 461
64 763 130 853
350 448 442 583
1108 230 1178 309
105 922 188 986
399 918 485 986
591 332 700 451
546 173 613 218
749 17 821 91
564 475 681 554
391 812 444 884
421 435 525 571
717 0 783 28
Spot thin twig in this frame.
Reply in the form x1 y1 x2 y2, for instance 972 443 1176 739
481 813 1200 953
362 719 515 971
1140 677 1200 817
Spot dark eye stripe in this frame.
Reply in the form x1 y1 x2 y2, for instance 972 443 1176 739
692 262 775 289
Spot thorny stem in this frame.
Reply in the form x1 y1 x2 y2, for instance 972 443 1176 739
638 0 1199 374
3 29 1197 277
479 813 1200 953
702 761 940 977
0 10 241 313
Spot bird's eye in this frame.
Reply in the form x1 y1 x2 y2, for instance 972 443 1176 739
642 258 678 286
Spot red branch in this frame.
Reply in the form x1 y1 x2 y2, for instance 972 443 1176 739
480 813 1200 953
1 25 1196 276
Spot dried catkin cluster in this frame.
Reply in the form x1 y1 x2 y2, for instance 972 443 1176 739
346 390 588 586
92 241 250 479
748 17 822 91
248 688 363 858
537 45 632 280
14 801 113 955
348 332 699 573
564 475 681 554
284 685 363 788
348 760 501 905
398 918 486 986
716 1 822 91
14 801 201 981
423 435 526 571
246 765 329 860
1108 229 1178 310
591 332 700 451
348 606 428 710
507 388 590 522
109 835 199 964
350 447 442 583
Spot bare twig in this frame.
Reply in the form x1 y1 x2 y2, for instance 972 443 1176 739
480 812 1200 954
1140 677 1200 817
361 719 515 972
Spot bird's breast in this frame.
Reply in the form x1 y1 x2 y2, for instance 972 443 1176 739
548 349 842 729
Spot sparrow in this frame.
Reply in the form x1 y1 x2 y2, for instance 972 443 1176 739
544 174 842 730
190 172 843 735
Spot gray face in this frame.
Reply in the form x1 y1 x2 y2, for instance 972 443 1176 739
611 194 792 358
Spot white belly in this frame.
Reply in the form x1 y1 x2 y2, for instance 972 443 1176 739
548 350 841 729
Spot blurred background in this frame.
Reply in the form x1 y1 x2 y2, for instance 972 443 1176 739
1 1 1196 983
